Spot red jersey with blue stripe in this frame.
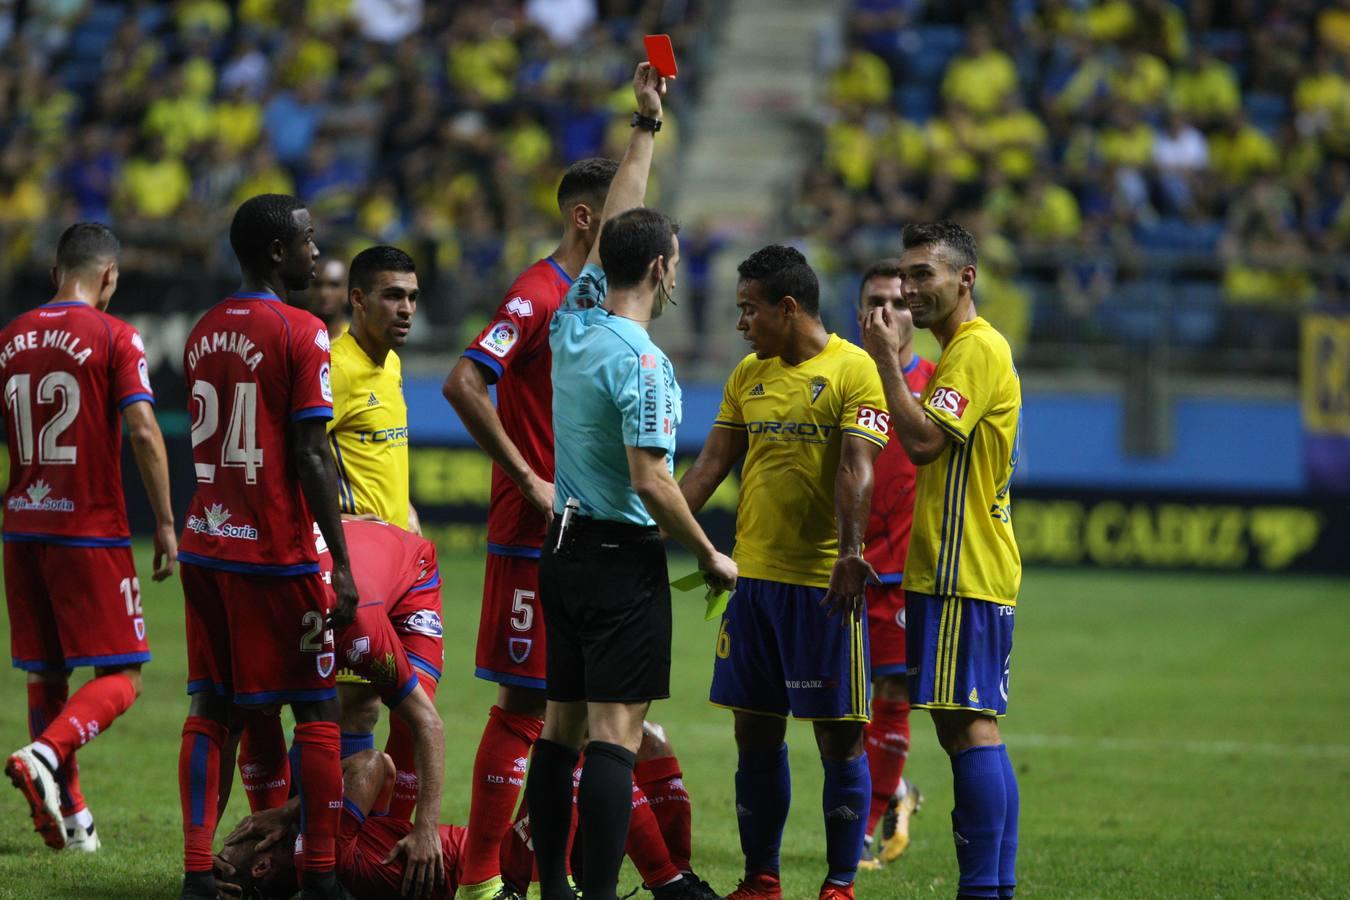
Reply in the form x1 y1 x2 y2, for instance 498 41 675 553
179 292 333 575
0 301 154 545
462 258 574 554
863 355 935 583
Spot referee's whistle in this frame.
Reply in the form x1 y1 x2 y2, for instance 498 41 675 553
556 497 581 551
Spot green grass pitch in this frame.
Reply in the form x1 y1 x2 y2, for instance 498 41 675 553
0 545 1346 898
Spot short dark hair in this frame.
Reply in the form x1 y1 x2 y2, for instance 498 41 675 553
901 222 978 271
349 245 416 295
737 244 820 315
55 223 119 272
599 208 680 290
230 194 306 271
557 157 619 211
858 257 903 303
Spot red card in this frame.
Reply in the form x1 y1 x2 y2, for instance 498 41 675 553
644 34 678 78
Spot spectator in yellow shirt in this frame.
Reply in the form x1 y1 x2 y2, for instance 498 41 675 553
941 26 1018 116
1294 50 1350 153
1318 0 1350 56
214 85 265 153
983 93 1048 181
825 110 878 192
1016 174 1082 243
118 140 191 220
926 103 983 183
1110 51 1169 109
1098 106 1155 170
829 44 892 109
1210 114 1279 186
230 146 295 205
1168 50 1241 127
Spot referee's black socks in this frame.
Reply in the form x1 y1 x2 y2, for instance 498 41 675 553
525 738 580 900
578 740 639 900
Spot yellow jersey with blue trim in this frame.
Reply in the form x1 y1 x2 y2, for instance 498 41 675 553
907 317 1022 605
713 334 891 588
326 331 410 529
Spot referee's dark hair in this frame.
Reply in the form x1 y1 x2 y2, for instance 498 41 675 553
902 221 979 271
599 208 680 290
55 223 120 274
858 257 903 304
737 244 820 315
230 194 306 272
558 157 619 212
349 245 416 295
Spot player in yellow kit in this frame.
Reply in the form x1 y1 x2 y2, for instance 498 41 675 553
861 222 1021 900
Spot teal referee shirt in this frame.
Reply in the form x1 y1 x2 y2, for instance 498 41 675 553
549 263 682 525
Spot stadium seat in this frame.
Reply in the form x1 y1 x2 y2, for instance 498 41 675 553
1135 219 1223 255
895 84 936 121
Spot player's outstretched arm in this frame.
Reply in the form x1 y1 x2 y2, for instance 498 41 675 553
627 446 737 591
387 685 446 897
823 436 882 620
861 306 949 464
443 358 554 526
291 418 360 628
583 61 670 269
123 400 177 581
677 425 747 515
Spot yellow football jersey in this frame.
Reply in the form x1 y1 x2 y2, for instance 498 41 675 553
907 317 1022 605
714 335 890 588
327 331 411 529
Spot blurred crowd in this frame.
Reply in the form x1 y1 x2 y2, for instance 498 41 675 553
0 0 706 330
802 0 1350 366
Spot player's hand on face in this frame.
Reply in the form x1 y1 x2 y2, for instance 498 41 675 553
699 549 738 593
861 306 902 370
152 522 177 581
822 554 877 622
330 563 359 630
384 824 444 899
523 472 556 529
222 806 289 853
632 61 669 119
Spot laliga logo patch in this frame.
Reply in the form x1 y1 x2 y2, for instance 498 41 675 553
508 637 532 663
895 607 906 629
137 357 152 390
401 610 443 637
479 320 519 359
319 362 332 402
316 652 335 678
930 387 969 419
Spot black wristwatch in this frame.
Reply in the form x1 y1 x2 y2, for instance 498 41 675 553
631 112 662 133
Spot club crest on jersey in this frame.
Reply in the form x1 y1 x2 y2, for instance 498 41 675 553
810 375 828 404
401 610 443 638
508 637 532 664
480 321 519 359
134 617 146 640
316 652 335 678
8 480 74 513
930 387 969 419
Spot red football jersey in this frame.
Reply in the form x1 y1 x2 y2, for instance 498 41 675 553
0 301 153 544
864 356 936 582
301 812 465 899
318 519 439 610
462 258 574 552
178 292 333 574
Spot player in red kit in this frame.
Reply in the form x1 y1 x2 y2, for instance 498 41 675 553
2 223 176 853
443 157 619 900
177 194 359 900
854 260 934 870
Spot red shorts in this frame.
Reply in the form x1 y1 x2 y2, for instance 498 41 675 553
475 552 546 689
336 604 418 708
181 562 336 705
866 583 907 677
5 541 150 672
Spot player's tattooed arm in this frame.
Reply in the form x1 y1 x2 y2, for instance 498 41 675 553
584 61 670 269
678 425 747 515
823 435 882 621
862 305 949 465
291 418 360 628
387 685 446 897
443 357 555 527
123 400 177 580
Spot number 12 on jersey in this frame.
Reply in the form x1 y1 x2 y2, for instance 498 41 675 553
191 380 264 484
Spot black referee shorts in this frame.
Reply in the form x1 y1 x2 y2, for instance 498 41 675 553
539 515 672 704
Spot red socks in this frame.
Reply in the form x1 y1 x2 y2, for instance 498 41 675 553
864 697 911 835
34 673 136 765
180 716 228 873
27 680 86 816
293 721 342 874
627 783 682 887
238 708 291 812
635 755 692 872
462 705 543 884
499 798 537 890
386 671 438 821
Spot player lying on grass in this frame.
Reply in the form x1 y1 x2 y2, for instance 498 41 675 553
218 519 447 894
